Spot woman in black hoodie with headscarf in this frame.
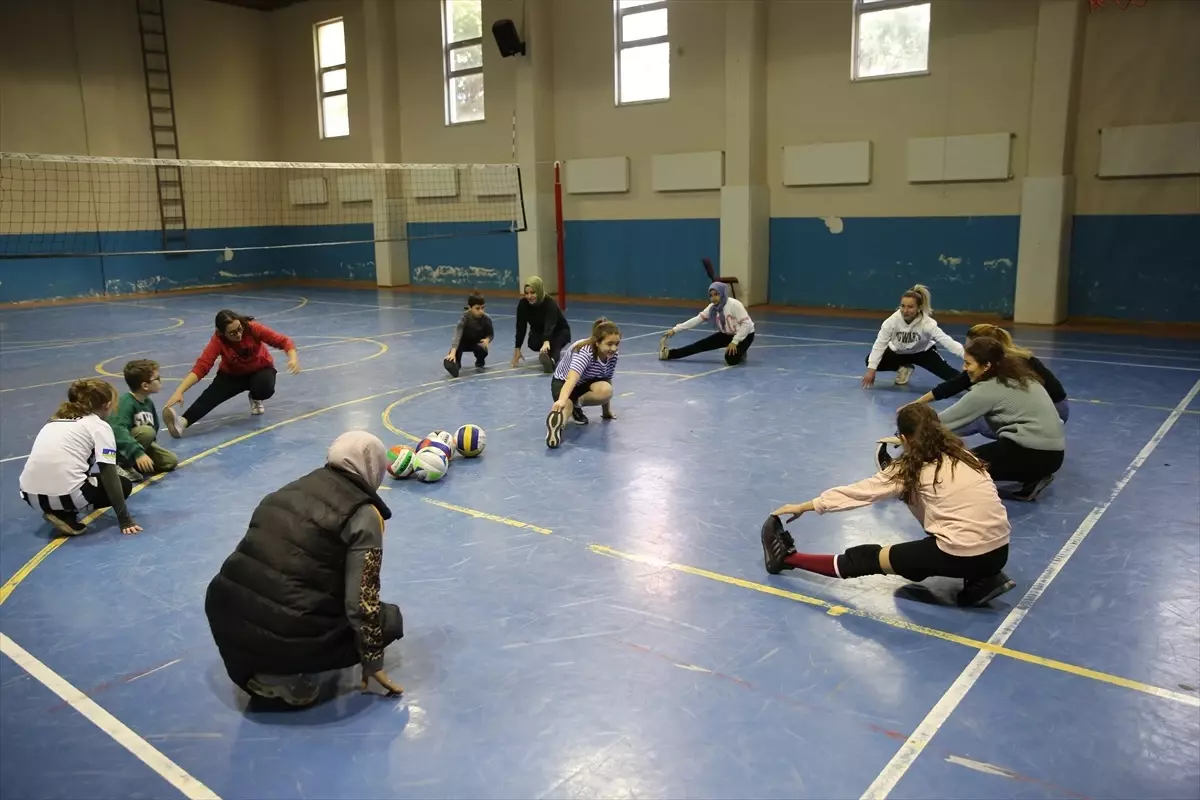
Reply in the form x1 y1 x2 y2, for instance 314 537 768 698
511 275 571 373
204 430 405 707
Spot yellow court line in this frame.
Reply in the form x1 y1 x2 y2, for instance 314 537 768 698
0 318 187 350
588 544 1200 709
380 370 547 442
422 498 553 535
0 368 531 607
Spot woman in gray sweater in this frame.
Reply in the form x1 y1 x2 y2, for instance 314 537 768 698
936 337 1065 501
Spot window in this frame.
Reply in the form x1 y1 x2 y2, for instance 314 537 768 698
443 0 485 124
614 0 669 105
852 0 931 81
315 18 349 138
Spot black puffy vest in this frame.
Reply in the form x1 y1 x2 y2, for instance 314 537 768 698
204 466 392 677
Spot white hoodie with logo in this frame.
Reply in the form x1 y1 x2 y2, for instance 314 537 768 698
866 310 964 370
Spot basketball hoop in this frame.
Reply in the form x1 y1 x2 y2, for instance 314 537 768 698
1088 0 1148 10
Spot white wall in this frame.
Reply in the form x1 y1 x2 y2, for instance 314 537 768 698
0 0 276 160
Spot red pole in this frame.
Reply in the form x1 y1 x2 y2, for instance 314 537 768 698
553 160 566 311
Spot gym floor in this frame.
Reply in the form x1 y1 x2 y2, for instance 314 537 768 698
1 287 1197 800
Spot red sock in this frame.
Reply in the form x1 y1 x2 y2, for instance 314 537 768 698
782 551 839 578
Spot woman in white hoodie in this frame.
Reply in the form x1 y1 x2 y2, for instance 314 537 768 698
659 282 756 365
862 284 964 388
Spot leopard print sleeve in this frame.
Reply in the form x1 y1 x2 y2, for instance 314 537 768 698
342 505 387 672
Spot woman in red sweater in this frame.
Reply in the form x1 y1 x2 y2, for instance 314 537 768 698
162 309 299 438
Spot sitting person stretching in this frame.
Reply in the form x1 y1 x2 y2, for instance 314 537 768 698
763 403 1015 608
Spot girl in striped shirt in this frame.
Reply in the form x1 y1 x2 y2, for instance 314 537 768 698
545 318 622 449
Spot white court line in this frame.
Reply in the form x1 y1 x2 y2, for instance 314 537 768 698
0 633 221 800
859 376 1200 800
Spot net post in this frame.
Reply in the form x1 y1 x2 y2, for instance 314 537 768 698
554 160 565 311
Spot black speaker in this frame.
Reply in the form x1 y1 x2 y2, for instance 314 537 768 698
492 19 526 57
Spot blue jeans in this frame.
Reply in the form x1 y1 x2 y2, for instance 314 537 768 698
956 399 1070 440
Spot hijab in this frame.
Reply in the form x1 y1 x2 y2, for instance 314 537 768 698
526 276 546 304
326 430 389 491
708 281 730 330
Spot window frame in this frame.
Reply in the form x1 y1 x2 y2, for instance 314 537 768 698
314 17 349 139
613 0 670 107
850 0 932 83
442 0 486 126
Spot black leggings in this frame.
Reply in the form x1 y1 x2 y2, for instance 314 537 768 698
551 377 602 402
869 347 960 380
527 328 572 364
80 474 134 510
973 438 1064 483
841 537 1009 582
453 339 489 366
184 367 277 424
667 332 755 365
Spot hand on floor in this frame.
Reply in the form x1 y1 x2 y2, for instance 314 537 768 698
361 667 403 696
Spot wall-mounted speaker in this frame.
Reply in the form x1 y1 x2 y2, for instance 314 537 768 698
492 19 526 57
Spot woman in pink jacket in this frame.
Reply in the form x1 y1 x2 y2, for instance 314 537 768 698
762 403 1015 608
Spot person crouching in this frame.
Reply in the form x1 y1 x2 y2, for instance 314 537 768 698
204 430 405 707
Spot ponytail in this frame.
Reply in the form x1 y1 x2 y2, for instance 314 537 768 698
52 378 117 421
967 323 1033 359
571 317 622 355
902 284 932 317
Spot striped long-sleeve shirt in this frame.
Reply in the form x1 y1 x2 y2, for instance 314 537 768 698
553 342 618 383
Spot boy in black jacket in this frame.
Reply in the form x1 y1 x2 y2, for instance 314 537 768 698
444 293 495 378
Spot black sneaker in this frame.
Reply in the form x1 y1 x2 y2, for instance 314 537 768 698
539 352 555 373
545 408 565 448
443 358 460 378
475 357 486 370
44 511 87 537
1011 474 1054 501
572 406 589 425
760 515 794 575
957 572 1016 607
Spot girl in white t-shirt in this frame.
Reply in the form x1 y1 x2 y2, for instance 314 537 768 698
19 379 141 536
862 284 964 388
659 282 756 365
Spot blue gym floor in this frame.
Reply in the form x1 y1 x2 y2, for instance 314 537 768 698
1 287 1198 800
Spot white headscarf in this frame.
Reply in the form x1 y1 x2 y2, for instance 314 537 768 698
326 430 388 490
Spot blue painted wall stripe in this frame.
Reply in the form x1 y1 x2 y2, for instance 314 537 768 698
407 221 518 291
1068 214 1200 323
562 218 720 301
768 216 1020 316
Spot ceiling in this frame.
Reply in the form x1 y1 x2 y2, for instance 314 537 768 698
203 0 310 11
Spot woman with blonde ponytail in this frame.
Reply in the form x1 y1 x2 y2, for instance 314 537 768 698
19 378 141 536
762 404 1015 608
862 284 964 388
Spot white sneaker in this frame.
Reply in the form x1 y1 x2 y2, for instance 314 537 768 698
162 406 187 438
250 398 265 415
894 365 914 385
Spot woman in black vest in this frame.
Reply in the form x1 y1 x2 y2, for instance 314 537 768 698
205 430 404 706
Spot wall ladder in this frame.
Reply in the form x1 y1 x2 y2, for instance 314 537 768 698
136 0 188 252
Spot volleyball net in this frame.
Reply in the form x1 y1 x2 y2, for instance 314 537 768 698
0 152 526 259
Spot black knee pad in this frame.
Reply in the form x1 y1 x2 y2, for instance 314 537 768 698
837 544 884 579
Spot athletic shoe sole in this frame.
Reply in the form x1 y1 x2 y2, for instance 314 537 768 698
43 512 87 537
162 406 183 438
959 576 1017 607
545 409 565 448
760 516 787 575
443 359 460 378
